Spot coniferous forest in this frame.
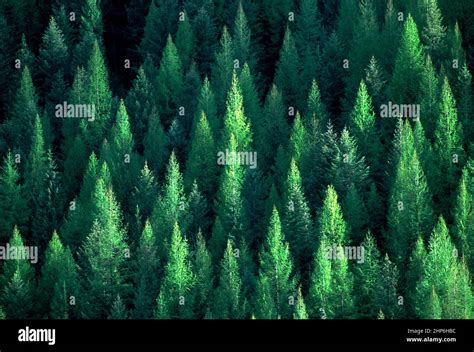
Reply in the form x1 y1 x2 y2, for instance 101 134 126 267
0 0 473 322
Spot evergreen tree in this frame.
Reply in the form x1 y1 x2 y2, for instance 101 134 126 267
195 77 219 138
294 0 324 95
7 67 39 154
433 77 464 215
232 2 251 69
151 152 187 261
38 232 80 319
132 221 159 319
156 35 184 129
274 27 302 110
453 160 474 272
213 240 243 319
257 85 289 172
256 207 296 319
79 179 129 319
38 17 68 95
213 27 235 115
0 227 35 319
293 286 308 319
156 223 194 319
418 56 440 140
140 0 179 63
307 234 354 319
282 159 313 279
387 121 435 267
306 79 328 128
421 0 446 65
220 71 253 152
193 233 213 318
353 233 381 318
0 152 28 239
415 217 473 318
388 14 424 104
348 80 381 178
175 10 195 71
373 254 401 319
143 108 167 177
185 112 218 199
125 67 154 153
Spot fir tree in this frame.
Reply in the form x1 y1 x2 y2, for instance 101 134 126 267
0 152 28 239
213 240 243 319
257 207 296 319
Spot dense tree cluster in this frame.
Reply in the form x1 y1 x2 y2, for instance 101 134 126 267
0 0 473 319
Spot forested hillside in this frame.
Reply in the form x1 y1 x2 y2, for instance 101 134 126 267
0 0 473 320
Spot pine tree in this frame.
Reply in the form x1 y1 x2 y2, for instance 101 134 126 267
294 0 324 94
421 0 446 65
318 185 348 245
156 35 184 129
388 14 424 103
143 108 167 177
418 56 439 140
353 233 381 318
433 77 464 215
108 295 128 319
238 63 261 131
364 56 386 117
282 159 313 277
213 27 235 115
329 128 369 201
257 85 289 172
373 254 401 319
103 100 137 205
257 207 296 319
193 233 213 318
293 286 308 319
232 2 251 69
38 17 68 94
307 233 354 319
156 223 195 319
79 179 129 319
38 232 80 319
83 39 113 149
175 10 195 71
387 121 435 267
215 134 245 242
456 64 473 149
348 80 381 178
132 221 159 319
185 181 211 240
131 162 157 235
151 152 187 261
306 79 328 129
140 0 179 63
453 160 474 272
415 217 473 318
220 71 253 152
125 67 154 153
7 66 39 154
213 240 243 319
406 237 427 317
0 227 35 319
185 112 218 199
274 27 302 110
195 77 219 138
0 152 28 240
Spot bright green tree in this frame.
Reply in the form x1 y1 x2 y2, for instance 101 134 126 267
155 222 195 319
256 207 296 319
